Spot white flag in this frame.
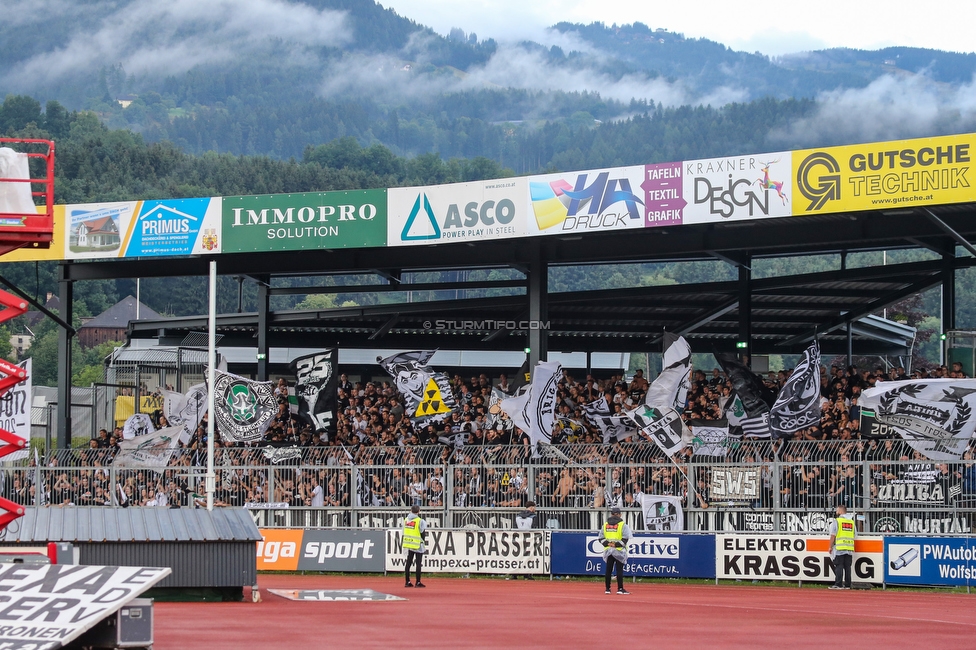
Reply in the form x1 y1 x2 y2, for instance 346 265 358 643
500 361 561 456
860 378 976 460
646 334 691 411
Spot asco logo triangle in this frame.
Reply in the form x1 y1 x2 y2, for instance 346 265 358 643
401 194 440 241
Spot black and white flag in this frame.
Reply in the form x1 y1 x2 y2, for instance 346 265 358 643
645 333 691 411
716 353 776 417
209 369 277 443
639 494 684 532
769 340 821 438
629 405 686 456
114 426 183 469
688 418 732 457
122 413 155 439
166 382 207 442
485 386 515 432
581 396 632 443
860 379 976 460
500 360 562 456
291 350 338 434
378 351 456 426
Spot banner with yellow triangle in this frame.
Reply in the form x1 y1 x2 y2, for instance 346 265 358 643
414 377 453 418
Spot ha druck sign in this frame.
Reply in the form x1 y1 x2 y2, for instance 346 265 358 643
385 529 549 574
0 564 170 650
716 535 884 583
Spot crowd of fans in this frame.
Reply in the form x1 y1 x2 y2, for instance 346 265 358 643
11 359 976 511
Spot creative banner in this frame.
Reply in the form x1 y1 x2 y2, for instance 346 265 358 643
885 537 976 586
255 529 385 572
291 350 338 433
716 534 884 582
682 152 792 224
388 178 528 246
385 529 550 574
527 166 645 236
0 564 171 649
793 133 975 215
550 532 715 578
223 189 386 252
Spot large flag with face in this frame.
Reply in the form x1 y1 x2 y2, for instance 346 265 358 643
645 333 692 411
378 351 456 426
113 426 184 469
209 369 277 443
629 405 686 456
715 353 775 417
122 413 155 439
859 378 976 460
500 360 562 455
291 350 338 433
169 383 207 441
485 386 515 433
769 340 822 438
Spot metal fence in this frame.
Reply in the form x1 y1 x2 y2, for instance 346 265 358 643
4 442 975 535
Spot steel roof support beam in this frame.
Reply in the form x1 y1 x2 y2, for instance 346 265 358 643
923 208 976 258
56 264 72 450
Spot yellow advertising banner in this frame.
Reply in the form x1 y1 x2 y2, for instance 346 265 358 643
792 133 976 215
1 205 66 262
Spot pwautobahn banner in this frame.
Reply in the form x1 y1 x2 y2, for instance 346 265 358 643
550 532 715 578
885 537 976 586
716 534 884 583
385 529 550 574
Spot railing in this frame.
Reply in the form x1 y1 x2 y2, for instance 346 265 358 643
5 442 974 534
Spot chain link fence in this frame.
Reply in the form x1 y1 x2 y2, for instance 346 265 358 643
3 442 973 535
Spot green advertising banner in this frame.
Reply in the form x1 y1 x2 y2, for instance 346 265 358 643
222 189 387 253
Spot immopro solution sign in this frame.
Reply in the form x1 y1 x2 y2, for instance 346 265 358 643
222 189 387 252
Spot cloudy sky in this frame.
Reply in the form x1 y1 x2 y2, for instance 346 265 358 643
379 0 976 56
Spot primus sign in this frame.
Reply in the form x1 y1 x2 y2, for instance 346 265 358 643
222 189 387 252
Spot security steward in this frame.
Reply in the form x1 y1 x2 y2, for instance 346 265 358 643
403 505 427 588
599 506 632 595
828 504 856 589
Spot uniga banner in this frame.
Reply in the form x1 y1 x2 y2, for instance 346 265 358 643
222 189 386 252
550 532 715 578
792 133 975 215
385 529 550 574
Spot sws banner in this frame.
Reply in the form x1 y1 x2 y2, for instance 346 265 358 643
223 189 387 252
256 529 385 572
885 537 976 586
793 133 975 215
385 529 550 574
716 534 884 583
550 533 715 578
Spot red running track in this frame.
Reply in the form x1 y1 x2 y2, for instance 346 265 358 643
155 575 976 649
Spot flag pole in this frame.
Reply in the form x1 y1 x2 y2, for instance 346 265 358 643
206 260 216 511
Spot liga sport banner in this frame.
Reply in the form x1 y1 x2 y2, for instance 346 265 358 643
257 528 385 572
792 133 976 215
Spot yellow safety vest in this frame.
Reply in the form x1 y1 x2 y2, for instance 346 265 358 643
835 516 855 553
603 520 625 544
403 518 423 551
